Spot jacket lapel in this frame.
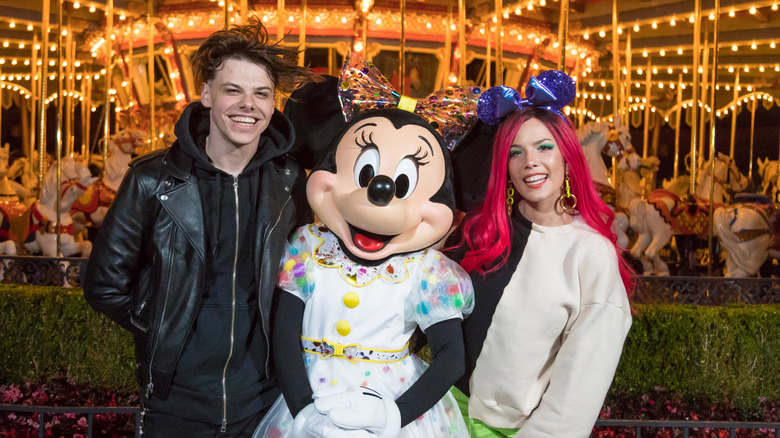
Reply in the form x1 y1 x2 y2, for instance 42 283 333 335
159 181 206 262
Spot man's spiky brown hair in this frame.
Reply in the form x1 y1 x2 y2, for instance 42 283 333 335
190 19 319 94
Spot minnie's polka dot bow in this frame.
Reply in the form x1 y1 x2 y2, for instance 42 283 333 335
337 51 482 151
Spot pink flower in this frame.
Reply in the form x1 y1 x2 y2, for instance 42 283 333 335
77 416 88 428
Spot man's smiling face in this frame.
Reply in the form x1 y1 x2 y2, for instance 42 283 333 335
200 57 275 150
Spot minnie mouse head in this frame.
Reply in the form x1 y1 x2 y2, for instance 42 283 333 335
285 52 481 262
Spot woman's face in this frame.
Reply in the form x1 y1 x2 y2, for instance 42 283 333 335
507 117 566 217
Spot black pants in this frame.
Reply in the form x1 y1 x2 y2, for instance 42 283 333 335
140 408 268 438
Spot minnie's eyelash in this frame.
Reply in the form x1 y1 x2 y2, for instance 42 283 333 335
410 146 430 166
355 130 378 150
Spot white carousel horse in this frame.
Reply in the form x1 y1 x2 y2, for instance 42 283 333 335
0 144 35 256
577 121 634 250
577 120 633 193
616 154 659 213
21 157 99 257
713 159 780 278
628 153 748 276
71 129 145 227
757 157 780 203
713 195 777 277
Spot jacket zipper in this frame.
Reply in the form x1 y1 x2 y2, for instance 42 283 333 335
221 175 240 433
146 232 176 399
259 188 292 377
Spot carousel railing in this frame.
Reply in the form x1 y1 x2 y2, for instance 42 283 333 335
0 255 86 288
592 419 780 437
2 403 779 438
0 404 140 438
634 275 780 305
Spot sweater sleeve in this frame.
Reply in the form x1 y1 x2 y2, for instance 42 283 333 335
515 248 632 438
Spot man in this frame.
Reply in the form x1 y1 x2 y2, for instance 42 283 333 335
84 21 317 436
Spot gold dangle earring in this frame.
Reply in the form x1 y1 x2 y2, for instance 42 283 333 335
506 181 515 216
558 169 577 214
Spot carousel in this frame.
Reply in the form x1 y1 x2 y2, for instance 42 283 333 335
1 0 780 298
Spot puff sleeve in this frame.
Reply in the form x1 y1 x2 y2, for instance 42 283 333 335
405 250 474 331
277 225 318 302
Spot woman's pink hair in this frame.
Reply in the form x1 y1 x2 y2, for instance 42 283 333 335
448 107 634 294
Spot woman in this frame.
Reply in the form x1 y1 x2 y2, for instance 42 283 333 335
446 71 634 438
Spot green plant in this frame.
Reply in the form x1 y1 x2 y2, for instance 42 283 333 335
0 284 135 392
611 304 780 418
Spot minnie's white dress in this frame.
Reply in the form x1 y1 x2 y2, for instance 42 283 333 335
255 224 473 438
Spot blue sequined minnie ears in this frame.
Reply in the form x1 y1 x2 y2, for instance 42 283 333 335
476 70 577 125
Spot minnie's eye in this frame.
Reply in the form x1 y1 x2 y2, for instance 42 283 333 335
393 158 418 200
354 147 379 188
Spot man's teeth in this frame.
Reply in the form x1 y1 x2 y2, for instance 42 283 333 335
524 174 547 183
231 116 257 125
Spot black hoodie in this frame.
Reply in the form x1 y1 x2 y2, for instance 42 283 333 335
144 101 295 424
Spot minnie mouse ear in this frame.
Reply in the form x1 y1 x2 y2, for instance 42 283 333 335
534 70 576 111
450 119 498 212
284 75 346 169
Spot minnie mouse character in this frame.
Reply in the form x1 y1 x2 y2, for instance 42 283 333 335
253 53 480 437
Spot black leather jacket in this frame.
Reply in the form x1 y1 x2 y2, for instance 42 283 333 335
84 124 309 400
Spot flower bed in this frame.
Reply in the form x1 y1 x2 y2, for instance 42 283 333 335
595 386 780 437
1 377 138 438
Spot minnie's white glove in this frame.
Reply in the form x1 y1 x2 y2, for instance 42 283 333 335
292 403 373 437
314 386 402 438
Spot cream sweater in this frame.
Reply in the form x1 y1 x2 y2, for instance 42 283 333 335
467 216 632 437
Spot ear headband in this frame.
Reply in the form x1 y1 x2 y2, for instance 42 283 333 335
476 70 577 125
338 51 481 150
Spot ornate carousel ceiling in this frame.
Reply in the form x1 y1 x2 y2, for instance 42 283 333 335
0 0 779 121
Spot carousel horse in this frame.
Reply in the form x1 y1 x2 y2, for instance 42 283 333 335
0 157 99 257
713 195 778 277
757 157 780 203
629 152 748 275
71 129 144 227
713 160 780 277
577 119 633 205
0 145 35 255
577 121 635 250
616 154 659 213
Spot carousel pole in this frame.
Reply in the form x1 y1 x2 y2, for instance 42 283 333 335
495 0 503 85
103 0 114 177
674 73 682 179
458 0 466 86
66 19 74 158
707 0 720 276
277 0 285 108
85 75 92 160
643 58 650 158
557 0 569 70
400 0 406 93
240 0 248 24
749 96 756 182
38 1 50 195
57 0 64 256
611 0 619 189
624 31 631 127
444 0 452 86
299 0 307 67
690 0 702 196
147 0 155 150
729 70 739 158
485 20 491 88
225 0 231 29
80 72 87 158
699 25 709 163
30 33 38 168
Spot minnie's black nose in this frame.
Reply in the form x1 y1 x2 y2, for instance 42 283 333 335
367 175 395 206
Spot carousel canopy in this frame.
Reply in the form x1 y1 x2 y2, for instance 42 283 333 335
1 0 780 151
